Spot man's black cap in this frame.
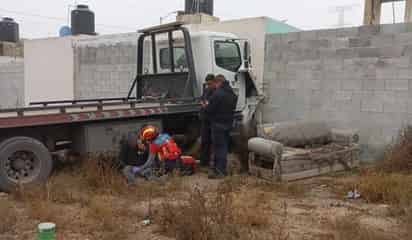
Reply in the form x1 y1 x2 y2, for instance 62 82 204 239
205 74 215 82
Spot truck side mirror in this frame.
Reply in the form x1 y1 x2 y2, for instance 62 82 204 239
243 41 251 68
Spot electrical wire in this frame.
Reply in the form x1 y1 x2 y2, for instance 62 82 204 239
0 7 136 30
392 1 396 24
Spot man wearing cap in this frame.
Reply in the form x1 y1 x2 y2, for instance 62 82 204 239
199 74 215 169
203 75 238 179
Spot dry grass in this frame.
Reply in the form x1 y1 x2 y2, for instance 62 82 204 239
377 126 412 174
332 214 395 240
80 153 128 195
354 173 412 206
87 195 117 231
156 180 288 240
0 199 17 234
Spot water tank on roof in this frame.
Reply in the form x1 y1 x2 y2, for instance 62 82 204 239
71 5 95 35
185 0 214 16
0 17 19 43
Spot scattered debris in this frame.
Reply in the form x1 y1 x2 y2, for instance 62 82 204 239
347 190 361 200
142 219 151 226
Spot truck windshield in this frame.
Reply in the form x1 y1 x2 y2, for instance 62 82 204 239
160 47 187 70
214 41 242 72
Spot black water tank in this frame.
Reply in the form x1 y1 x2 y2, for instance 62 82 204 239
0 17 19 43
71 5 95 35
185 0 214 16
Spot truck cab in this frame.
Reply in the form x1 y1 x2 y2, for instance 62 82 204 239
128 22 259 129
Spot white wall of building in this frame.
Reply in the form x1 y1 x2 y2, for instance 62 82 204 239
24 37 76 105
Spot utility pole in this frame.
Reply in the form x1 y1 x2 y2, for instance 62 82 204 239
330 4 359 28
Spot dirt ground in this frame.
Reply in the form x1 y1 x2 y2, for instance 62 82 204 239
0 166 410 240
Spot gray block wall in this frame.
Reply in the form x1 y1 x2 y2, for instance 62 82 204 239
73 33 138 99
263 23 412 159
0 58 24 109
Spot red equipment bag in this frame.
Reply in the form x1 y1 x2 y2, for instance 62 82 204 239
179 156 197 176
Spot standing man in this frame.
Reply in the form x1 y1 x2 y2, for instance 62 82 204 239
199 74 215 168
203 75 238 179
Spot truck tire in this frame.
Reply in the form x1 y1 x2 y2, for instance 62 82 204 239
0 137 53 192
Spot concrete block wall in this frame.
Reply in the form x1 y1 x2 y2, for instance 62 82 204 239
73 33 138 99
263 23 412 159
0 57 24 109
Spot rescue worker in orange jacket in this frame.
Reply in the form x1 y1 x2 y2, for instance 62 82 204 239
123 125 195 184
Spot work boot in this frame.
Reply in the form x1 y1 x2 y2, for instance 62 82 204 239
208 169 225 180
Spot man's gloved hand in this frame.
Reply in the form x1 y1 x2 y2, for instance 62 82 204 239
132 166 141 174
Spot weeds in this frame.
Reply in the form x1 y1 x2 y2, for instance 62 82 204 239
0 199 17 234
332 214 394 240
377 126 412 174
354 173 412 205
81 153 127 195
156 180 285 240
87 196 116 231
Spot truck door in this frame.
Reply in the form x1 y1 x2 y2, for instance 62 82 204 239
211 39 245 111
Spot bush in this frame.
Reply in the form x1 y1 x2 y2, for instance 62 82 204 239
377 126 412 174
355 173 412 206
156 181 287 240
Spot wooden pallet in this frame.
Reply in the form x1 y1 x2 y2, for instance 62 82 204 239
249 143 360 182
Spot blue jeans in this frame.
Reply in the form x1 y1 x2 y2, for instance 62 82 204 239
211 123 231 176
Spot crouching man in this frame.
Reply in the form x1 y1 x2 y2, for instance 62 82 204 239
121 125 196 184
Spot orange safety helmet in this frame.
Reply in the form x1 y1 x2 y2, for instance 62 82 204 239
140 125 159 141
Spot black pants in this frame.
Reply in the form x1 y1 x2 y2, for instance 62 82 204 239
200 120 212 167
211 123 230 176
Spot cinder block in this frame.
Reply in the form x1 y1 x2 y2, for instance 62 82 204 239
394 32 412 45
336 48 357 59
336 27 359 38
358 25 380 37
380 23 408 35
342 79 362 90
370 34 394 47
361 98 384 113
385 79 409 91
311 79 321 90
397 68 412 79
363 79 385 90
299 30 318 40
281 32 300 44
308 39 330 49
331 38 349 49
383 100 407 113
348 38 371 48
318 28 337 39
320 79 340 90
402 45 412 56
379 46 404 58
356 47 381 58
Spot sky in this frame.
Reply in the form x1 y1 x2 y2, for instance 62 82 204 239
0 0 408 39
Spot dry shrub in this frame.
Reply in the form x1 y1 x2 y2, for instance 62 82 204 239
156 181 285 240
27 200 68 226
354 173 412 206
0 199 17 234
332 214 394 240
377 126 412 174
81 153 127 195
87 195 116 231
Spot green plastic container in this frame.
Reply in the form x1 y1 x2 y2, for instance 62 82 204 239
37 223 56 240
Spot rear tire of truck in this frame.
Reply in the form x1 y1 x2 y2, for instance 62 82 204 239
0 137 53 192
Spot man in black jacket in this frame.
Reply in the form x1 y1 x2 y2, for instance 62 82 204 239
199 74 215 168
203 75 238 179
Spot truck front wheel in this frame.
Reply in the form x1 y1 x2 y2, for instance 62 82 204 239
0 137 53 192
